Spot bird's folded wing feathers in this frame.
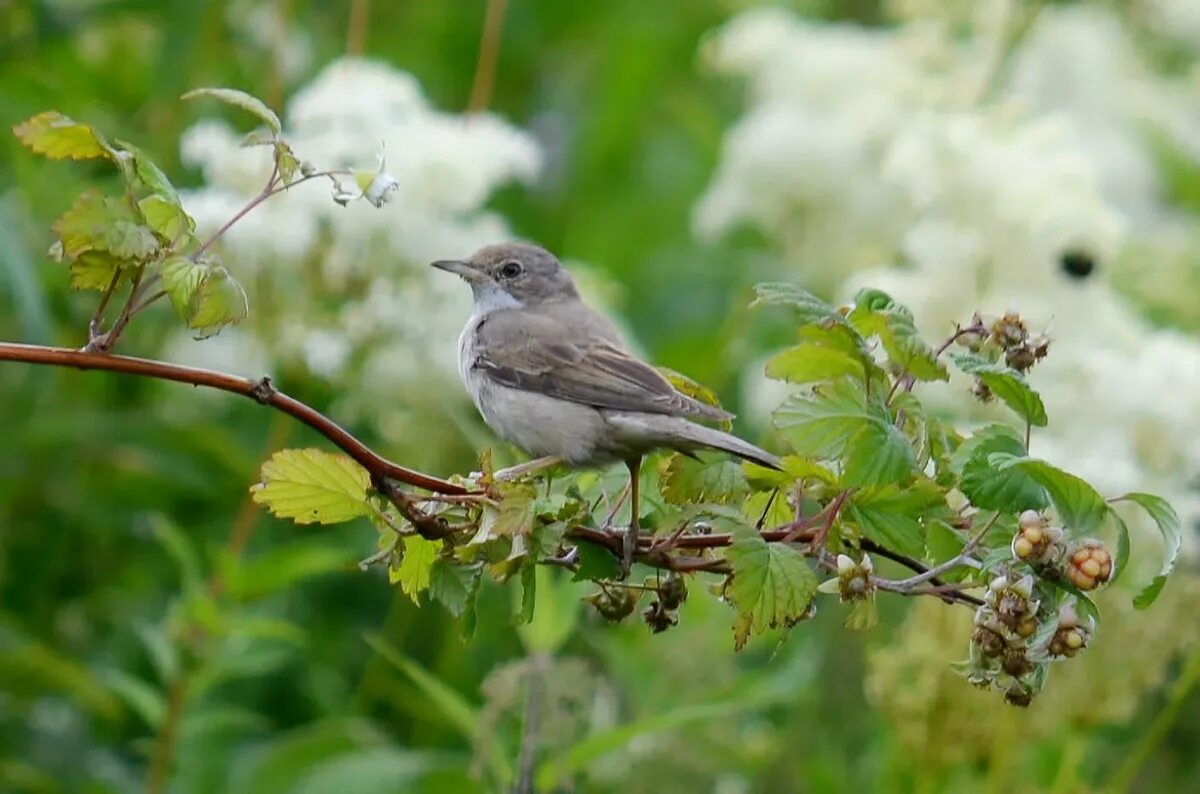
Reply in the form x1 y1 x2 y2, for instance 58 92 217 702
474 316 732 421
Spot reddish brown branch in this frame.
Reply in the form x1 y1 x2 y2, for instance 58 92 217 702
0 342 466 495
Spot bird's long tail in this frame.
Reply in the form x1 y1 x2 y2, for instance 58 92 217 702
680 421 783 470
607 414 782 470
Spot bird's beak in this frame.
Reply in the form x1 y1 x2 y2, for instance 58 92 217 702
431 259 486 283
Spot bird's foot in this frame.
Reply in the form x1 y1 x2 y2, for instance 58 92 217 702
494 455 563 482
620 523 638 579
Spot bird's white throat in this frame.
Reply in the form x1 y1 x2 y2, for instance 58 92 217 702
470 285 524 318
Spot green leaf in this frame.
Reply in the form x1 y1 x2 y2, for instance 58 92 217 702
951 424 1048 513
104 220 159 259
950 353 1048 427
479 485 536 538
848 288 947 381
743 489 793 529
275 141 300 184
751 282 847 327
517 563 536 625
571 543 622 582
773 380 872 459
743 455 836 488
139 195 194 242
100 669 164 727
660 453 749 504
841 420 915 487
187 265 249 336
846 482 947 559
429 560 482 617
764 344 866 385
1114 492 1182 608
725 521 818 650
68 250 125 291
250 448 372 525
12 111 115 161
392 536 440 602
1110 509 1131 588
161 256 206 319
183 87 282 134
241 127 277 147
926 520 965 563
990 455 1107 536
116 139 181 201
657 367 729 426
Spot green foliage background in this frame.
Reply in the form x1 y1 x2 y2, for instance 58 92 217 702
2 1 1199 792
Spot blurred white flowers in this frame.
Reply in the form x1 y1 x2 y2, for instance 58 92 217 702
705 3 1200 529
173 57 543 462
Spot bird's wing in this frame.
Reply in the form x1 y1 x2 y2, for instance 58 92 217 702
473 310 732 421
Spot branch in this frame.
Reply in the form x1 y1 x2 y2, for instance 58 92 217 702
0 342 466 495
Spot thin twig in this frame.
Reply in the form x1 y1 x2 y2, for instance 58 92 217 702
88 269 122 342
884 512 999 591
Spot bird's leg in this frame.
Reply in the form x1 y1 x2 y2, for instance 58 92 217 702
494 455 563 482
621 457 641 578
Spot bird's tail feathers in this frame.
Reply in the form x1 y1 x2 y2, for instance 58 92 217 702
672 420 783 471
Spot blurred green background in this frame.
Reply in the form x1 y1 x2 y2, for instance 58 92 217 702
3 1 1200 792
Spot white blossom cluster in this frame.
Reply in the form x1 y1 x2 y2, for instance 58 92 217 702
700 3 1200 527
168 58 545 459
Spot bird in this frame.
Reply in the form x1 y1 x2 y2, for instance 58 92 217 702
432 242 782 575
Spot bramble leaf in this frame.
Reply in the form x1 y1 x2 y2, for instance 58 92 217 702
12 111 115 161
846 481 948 559
183 87 282 134
764 344 865 385
841 420 915 487
773 380 872 459
392 536 440 601
479 485 536 538
187 266 249 336
743 455 836 489
160 256 206 320
951 424 1048 513
139 195 195 243
990 455 1107 537
429 560 482 617
660 453 748 505
751 283 848 327
69 251 125 291
950 353 1048 427
726 520 818 650
250 448 372 525
1113 492 1181 608
848 288 947 382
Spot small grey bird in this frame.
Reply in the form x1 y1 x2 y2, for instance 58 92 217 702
432 242 781 573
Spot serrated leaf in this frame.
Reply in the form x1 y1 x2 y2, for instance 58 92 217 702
250 448 372 524
12 111 115 161
657 367 731 429
275 141 300 184
764 344 866 385
160 256 206 320
990 455 1107 536
951 424 1048 513
187 265 248 336
104 220 159 259
751 283 848 327
743 489 793 529
391 535 440 601
52 191 136 258
480 485 536 538
725 521 818 649
571 543 622 582
773 380 872 459
848 288 947 382
139 195 194 242
115 139 180 200
183 87 282 134
950 353 1048 427
429 560 482 617
846 482 947 559
661 453 749 505
1113 492 1181 608
69 250 125 291
743 455 836 488
841 420 915 487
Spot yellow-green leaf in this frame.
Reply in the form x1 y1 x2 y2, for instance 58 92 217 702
480 484 536 537
187 266 248 336
391 535 440 601
12 111 115 161
138 195 194 243
725 520 817 650
160 256 206 319
183 87 282 134
69 251 125 291
250 448 372 525
661 453 749 505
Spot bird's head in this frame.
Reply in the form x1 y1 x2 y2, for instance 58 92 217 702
431 242 579 310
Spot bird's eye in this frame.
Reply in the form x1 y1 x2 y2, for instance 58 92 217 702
499 261 523 279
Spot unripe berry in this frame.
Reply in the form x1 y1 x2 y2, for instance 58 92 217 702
1064 539 1113 591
